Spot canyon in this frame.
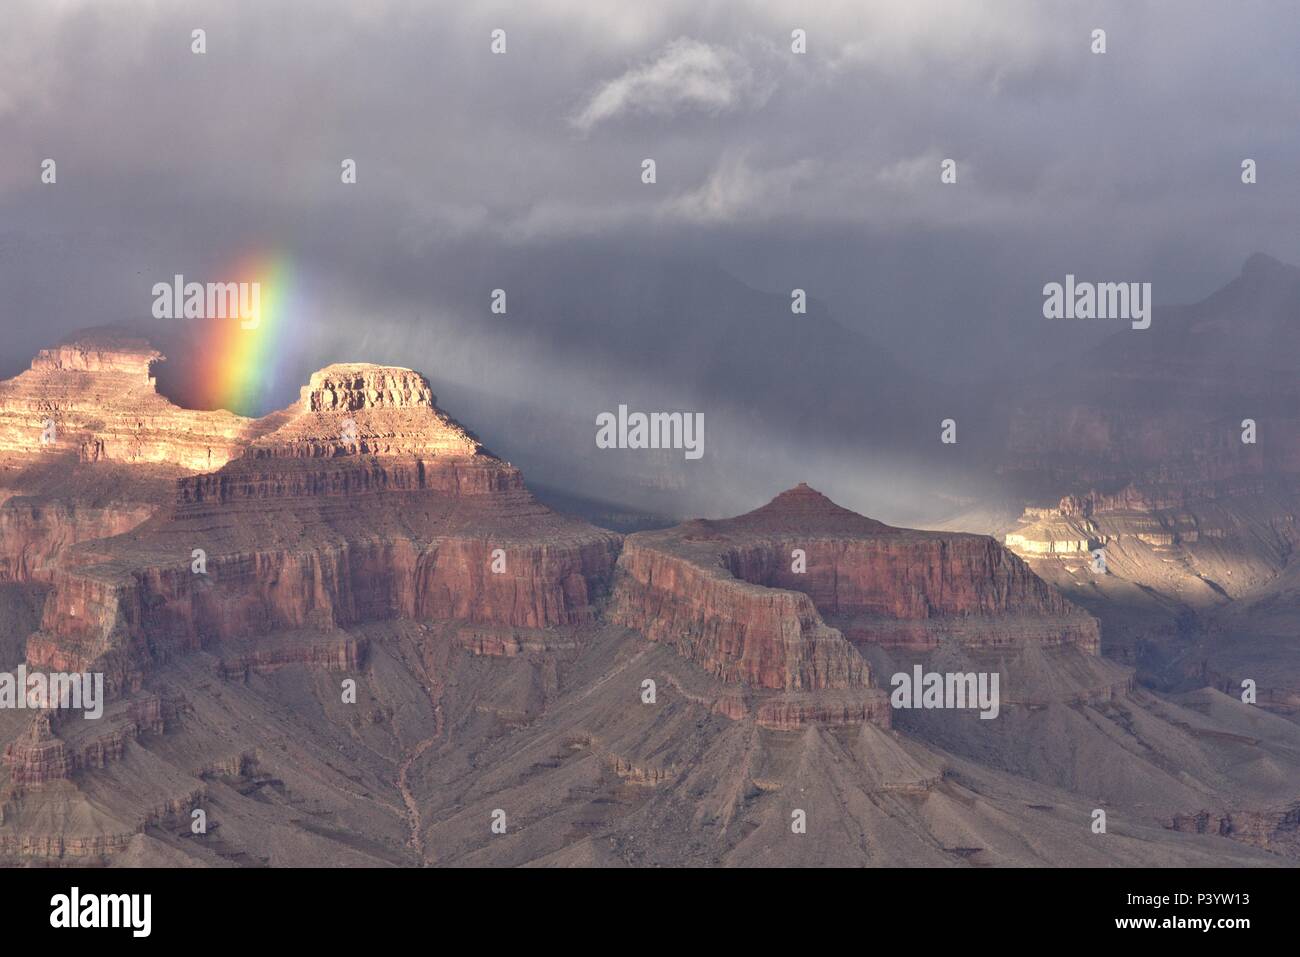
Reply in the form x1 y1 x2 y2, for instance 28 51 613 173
991 254 1300 717
0 326 1294 867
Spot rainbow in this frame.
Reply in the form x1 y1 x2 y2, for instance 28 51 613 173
193 251 298 416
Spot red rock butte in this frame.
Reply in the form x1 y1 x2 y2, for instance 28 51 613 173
0 335 271 473
611 483 1100 727
0 332 1096 734
7 342 621 694
0 333 289 582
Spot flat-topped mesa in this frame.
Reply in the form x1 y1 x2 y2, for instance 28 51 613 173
0 332 292 581
302 364 438 413
0 332 264 472
178 364 513 506
1004 517 1097 556
612 486 1100 694
273 363 480 458
25 362 623 693
30 341 160 379
1003 480 1300 619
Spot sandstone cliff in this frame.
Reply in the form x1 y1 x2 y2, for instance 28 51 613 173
612 485 1100 684
0 335 273 472
23 363 622 693
0 332 291 581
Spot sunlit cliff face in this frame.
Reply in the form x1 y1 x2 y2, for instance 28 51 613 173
0 0 1298 871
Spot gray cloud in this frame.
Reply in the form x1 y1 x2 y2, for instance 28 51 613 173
3 0 1294 250
0 0 1297 518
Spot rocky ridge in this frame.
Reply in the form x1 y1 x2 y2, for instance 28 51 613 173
20 358 622 694
0 329 1295 866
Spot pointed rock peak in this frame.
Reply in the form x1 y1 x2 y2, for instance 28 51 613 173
731 484 894 534
764 483 858 512
771 482 831 505
1240 252 1297 282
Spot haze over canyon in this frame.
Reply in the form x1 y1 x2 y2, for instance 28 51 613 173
0 251 1294 865
1 0 1297 871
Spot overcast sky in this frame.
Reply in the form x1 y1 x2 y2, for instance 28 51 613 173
4 0 1296 365
1 0 1296 519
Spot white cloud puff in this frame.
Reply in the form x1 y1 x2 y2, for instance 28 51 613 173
571 38 768 132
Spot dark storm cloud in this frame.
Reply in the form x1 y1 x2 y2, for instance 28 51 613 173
1 0 1296 519
5 0 1294 361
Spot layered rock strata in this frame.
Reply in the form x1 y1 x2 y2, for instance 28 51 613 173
2 695 165 790
614 484 1098 669
0 332 289 581
611 485 1100 728
23 363 622 693
0 335 270 472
